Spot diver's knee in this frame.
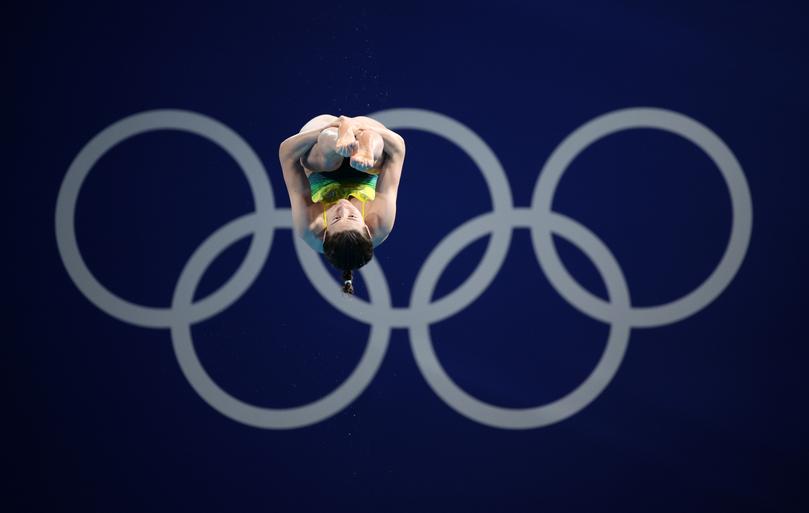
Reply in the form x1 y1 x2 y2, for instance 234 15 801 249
300 114 338 132
318 127 339 141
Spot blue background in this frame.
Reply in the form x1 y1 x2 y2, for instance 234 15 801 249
9 1 808 511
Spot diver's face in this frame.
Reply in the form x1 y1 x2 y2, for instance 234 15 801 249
325 199 368 235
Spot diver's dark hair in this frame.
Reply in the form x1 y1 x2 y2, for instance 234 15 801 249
323 229 373 295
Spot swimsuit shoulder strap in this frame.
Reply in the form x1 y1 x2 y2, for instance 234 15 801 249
322 202 328 229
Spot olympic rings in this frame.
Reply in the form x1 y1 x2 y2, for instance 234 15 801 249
55 107 753 429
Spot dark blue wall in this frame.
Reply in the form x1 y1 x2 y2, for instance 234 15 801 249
9 1 808 511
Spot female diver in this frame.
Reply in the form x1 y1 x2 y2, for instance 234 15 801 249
278 115 406 294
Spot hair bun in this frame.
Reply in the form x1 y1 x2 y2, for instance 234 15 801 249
342 270 355 295
342 281 354 295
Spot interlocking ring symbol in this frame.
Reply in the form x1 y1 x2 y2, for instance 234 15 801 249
55 108 753 430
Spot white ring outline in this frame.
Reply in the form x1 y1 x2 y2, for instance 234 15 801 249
291 109 515 328
169 214 391 429
54 110 277 327
408 210 631 429
532 108 753 327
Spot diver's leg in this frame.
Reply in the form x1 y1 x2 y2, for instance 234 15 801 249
299 115 345 172
350 129 385 173
303 128 346 172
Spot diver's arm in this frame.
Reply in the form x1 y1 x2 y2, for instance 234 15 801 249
277 119 344 210
279 131 319 197
367 135 405 246
278 138 326 251
373 133 405 197
375 127 405 161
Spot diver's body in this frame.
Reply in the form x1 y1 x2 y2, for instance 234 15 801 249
278 115 405 254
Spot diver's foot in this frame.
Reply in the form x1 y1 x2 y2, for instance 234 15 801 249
351 129 384 173
336 137 358 158
350 149 375 172
335 119 358 157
